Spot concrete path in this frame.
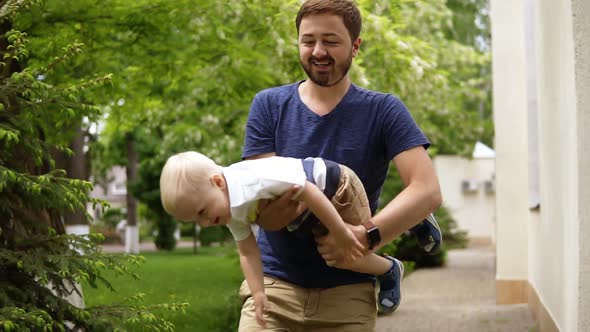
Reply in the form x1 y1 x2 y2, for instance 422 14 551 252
376 244 537 332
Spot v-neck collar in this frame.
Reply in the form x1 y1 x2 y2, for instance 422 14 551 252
294 80 355 119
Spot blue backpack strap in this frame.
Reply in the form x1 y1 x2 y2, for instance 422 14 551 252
286 158 340 231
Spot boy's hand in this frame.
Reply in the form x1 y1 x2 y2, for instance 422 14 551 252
317 227 364 267
257 185 307 231
252 291 271 328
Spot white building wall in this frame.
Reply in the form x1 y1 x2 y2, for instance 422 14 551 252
490 0 529 284
434 156 495 241
530 0 580 330
493 0 589 330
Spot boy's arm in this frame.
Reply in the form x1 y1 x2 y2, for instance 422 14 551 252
236 233 269 327
297 181 364 264
236 234 264 295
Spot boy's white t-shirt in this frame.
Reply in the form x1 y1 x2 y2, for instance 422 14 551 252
223 156 327 241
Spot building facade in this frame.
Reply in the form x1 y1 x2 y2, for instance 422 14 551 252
491 0 589 331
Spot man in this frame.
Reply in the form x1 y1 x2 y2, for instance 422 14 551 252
239 0 442 330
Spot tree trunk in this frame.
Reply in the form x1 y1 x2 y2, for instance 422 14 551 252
63 125 88 226
125 132 139 253
0 19 64 237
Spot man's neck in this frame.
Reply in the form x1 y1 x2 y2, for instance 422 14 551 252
299 77 352 103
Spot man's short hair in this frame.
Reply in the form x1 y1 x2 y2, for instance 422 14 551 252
295 0 362 42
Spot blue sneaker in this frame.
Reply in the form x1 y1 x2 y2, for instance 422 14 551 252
378 256 404 315
409 213 442 254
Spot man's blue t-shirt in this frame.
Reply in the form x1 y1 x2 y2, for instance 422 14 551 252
242 81 429 288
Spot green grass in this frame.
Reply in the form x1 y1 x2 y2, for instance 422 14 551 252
83 246 243 332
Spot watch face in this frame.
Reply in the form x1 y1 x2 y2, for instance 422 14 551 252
367 227 381 249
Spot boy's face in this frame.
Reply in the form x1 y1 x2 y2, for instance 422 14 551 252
298 13 360 87
176 175 231 227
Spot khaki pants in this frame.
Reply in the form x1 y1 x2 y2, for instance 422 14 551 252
239 165 376 331
238 276 377 332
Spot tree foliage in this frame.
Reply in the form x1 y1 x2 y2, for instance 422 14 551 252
0 1 186 330
20 0 491 251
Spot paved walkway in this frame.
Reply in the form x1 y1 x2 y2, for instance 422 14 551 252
102 241 537 331
376 244 537 332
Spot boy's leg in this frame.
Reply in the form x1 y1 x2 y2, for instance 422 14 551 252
337 254 403 316
377 256 404 315
325 165 404 315
330 165 371 226
311 165 369 237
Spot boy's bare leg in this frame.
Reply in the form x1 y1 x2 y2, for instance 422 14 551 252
338 253 392 275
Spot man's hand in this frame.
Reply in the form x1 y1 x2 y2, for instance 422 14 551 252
315 223 370 267
257 185 307 231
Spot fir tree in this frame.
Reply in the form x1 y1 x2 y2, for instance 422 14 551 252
0 1 186 330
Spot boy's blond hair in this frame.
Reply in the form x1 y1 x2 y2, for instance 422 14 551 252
160 151 222 217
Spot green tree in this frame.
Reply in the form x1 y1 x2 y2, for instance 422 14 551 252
0 1 186 330
356 0 485 264
23 0 489 256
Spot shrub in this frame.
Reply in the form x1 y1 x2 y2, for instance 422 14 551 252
199 226 232 247
99 207 126 228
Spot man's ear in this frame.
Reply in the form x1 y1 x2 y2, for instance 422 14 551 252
352 37 362 58
211 174 226 189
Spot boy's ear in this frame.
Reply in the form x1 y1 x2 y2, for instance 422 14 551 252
211 174 226 189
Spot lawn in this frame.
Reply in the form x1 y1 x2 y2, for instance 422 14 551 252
83 245 243 332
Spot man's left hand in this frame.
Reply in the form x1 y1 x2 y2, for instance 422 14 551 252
315 223 370 267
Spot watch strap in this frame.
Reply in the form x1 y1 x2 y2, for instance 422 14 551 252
362 220 377 231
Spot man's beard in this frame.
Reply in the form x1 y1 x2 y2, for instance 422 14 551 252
301 54 353 87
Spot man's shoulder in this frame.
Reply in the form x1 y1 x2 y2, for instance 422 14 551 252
351 84 402 104
348 84 406 116
256 82 300 100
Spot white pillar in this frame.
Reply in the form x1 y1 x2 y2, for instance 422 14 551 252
65 224 90 237
125 225 140 254
490 0 530 303
64 224 89 308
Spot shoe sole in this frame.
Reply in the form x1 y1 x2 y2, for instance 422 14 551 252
424 213 442 253
394 257 405 280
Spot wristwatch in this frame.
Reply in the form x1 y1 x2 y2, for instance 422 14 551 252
362 220 381 250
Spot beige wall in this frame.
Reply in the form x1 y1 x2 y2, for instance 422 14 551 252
530 0 583 330
490 0 529 284
434 156 495 241
492 0 589 330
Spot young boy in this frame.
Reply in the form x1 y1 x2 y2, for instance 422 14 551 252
160 151 441 326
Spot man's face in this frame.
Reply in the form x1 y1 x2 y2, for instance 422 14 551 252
298 13 360 87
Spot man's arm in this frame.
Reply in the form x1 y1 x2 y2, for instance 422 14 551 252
370 146 442 247
245 153 307 231
317 146 442 261
246 152 276 160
